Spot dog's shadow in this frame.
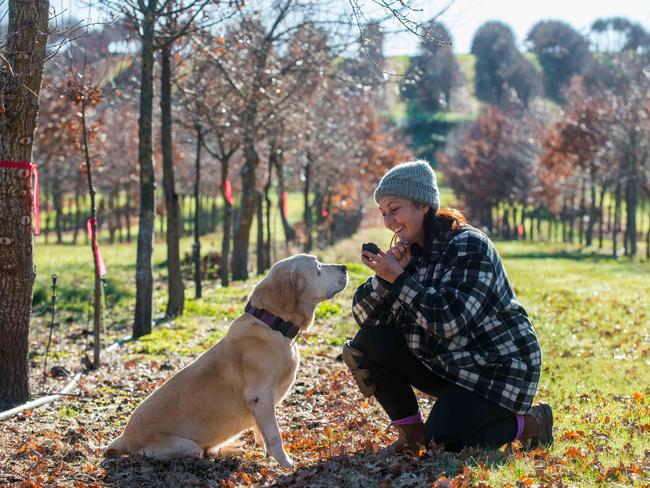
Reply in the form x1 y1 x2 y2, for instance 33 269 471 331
101 447 518 487
101 453 264 487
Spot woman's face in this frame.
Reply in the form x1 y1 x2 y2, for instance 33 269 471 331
377 197 428 246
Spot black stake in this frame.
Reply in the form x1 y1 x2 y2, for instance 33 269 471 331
42 274 58 382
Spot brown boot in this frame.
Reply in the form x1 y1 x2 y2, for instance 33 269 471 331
384 422 425 454
520 402 554 449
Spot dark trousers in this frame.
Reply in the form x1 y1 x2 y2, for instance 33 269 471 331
351 325 518 452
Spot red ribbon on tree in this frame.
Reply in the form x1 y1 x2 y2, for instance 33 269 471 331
0 161 40 234
282 191 289 220
86 218 107 277
223 178 234 205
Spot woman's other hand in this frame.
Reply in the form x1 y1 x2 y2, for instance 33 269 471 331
387 239 411 268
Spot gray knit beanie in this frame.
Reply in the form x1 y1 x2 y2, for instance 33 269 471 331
374 160 440 210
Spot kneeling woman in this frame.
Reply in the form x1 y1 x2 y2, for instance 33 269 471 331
344 160 552 452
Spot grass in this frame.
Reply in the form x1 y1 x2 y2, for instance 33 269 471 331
28 218 650 485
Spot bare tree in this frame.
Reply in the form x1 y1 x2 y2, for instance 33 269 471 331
0 0 49 408
97 0 216 336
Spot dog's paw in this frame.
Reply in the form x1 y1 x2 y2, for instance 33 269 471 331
273 451 294 468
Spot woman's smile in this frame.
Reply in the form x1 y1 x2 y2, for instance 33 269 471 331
377 197 427 246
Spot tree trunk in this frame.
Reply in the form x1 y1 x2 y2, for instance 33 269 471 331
645 205 650 260
625 173 638 258
193 126 202 299
613 178 622 257
271 150 295 246
586 164 597 247
568 193 576 243
44 192 51 243
160 42 184 317
72 172 82 244
0 0 49 408
256 191 265 275
232 110 260 280
303 155 313 252
117 189 124 243
133 7 157 337
81 97 102 369
263 161 273 270
598 185 607 250
125 184 132 243
578 176 586 246
108 191 116 244
220 167 232 287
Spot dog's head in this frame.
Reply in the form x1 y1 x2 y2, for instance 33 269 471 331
249 254 348 329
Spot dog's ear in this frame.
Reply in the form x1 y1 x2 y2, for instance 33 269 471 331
250 258 301 313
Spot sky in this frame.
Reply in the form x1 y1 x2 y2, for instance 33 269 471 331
47 0 650 55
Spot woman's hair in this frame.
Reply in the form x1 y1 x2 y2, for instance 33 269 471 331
423 207 469 245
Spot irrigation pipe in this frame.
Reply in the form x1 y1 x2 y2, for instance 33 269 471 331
0 334 132 422
0 373 82 421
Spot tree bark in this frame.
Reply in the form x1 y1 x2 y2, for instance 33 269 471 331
160 42 184 317
0 0 49 408
133 4 157 337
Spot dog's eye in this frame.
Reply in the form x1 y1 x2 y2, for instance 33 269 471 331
316 263 322 275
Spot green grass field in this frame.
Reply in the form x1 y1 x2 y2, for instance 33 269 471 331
28 220 650 485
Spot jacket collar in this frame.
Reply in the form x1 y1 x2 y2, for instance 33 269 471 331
244 302 300 340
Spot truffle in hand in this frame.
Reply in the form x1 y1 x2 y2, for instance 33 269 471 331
362 242 380 255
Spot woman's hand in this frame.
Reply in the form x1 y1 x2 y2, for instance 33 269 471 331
388 239 411 268
361 244 407 283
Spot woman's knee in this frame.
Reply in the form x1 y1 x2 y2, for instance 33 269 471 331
350 326 399 364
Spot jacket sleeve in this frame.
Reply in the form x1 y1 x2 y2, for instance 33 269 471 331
351 274 399 327
394 232 498 339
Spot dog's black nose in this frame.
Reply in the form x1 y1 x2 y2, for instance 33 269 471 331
339 264 347 272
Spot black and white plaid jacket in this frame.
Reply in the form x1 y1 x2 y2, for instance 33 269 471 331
352 226 541 415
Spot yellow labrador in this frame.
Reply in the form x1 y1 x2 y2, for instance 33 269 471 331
106 254 348 467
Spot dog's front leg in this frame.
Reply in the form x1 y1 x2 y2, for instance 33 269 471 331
245 388 293 468
252 424 264 448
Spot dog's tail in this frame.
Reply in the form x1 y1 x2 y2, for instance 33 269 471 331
104 434 128 456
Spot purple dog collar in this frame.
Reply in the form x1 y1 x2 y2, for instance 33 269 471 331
244 302 300 340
